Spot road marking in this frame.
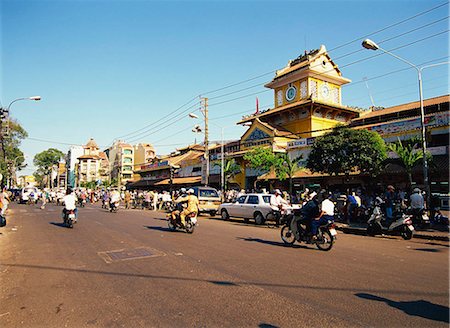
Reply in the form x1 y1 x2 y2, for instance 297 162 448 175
98 247 166 264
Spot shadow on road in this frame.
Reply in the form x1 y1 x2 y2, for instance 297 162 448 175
259 324 279 328
237 237 310 249
144 225 182 233
355 293 449 323
49 222 67 228
414 248 441 253
2 263 448 298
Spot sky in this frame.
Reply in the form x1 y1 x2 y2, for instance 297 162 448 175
1 0 449 175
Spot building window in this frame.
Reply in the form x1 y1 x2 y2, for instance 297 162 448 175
123 166 133 171
123 157 132 163
192 167 201 172
123 149 133 155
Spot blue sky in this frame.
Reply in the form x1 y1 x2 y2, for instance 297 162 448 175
1 0 449 175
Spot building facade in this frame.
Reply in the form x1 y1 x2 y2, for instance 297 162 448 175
106 140 135 186
77 138 109 185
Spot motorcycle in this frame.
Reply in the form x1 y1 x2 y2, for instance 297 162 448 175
410 207 430 229
78 198 86 208
63 209 77 228
167 211 197 234
280 210 337 251
366 200 414 240
109 201 120 213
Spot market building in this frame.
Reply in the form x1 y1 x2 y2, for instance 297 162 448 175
233 45 362 189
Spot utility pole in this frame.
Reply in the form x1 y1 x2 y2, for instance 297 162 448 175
201 97 209 186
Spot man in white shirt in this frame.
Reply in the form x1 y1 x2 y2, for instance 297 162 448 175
311 190 335 238
62 188 77 220
410 188 424 210
270 189 289 212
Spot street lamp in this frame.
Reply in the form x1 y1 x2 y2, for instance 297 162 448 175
6 96 41 111
362 39 449 206
10 155 27 188
188 97 209 186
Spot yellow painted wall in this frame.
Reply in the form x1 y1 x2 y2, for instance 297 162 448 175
283 118 312 137
308 78 340 104
311 117 340 137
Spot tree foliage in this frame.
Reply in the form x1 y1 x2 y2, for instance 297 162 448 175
214 158 241 190
387 136 427 189
33 148 64 176
244 146 303 194
0 119 28 185
307 127 387 177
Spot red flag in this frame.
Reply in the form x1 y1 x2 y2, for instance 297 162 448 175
255 97 259 114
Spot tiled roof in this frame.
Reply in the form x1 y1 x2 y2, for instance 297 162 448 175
353 94 449 122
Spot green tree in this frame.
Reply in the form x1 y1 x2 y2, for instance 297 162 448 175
214 158 241 191
387 137 427 189
307 127 387 177
0 119 28 186
33 148 65 187
244 146 303 195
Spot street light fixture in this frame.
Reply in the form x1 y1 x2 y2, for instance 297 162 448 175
362 38 449 206
188 98 209 186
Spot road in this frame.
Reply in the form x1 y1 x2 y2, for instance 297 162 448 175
0 202 448 327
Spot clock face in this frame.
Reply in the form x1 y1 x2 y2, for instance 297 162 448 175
285 86 297 102
321 84 329 99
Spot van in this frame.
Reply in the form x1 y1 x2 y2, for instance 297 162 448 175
191 186 221 216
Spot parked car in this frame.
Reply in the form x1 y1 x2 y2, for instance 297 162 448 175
218 193 278 225
191 186 221 216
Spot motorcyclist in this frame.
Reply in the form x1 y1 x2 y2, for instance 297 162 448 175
270 189 289 225
410 187 425 225
311 190 335 240
110 189 121 210
62 187 77 221
175 188 199 228
291 190 321 240
170 188 187 222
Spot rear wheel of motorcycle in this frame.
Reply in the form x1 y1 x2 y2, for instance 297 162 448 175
400 226 413 240
168 220 176 231
185 222 195 234
367 224 376 236
315 230 334 251
280 225 295 245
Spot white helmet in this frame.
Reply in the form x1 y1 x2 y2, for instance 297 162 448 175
187 189 194 194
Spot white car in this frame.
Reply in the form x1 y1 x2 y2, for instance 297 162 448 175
218 193 278 225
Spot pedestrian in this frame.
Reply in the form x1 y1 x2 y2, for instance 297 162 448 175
384 185 396 224
124 190 131 209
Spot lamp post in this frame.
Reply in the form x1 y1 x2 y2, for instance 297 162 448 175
10 155 27 188
362 39 449 206
189 97 209 186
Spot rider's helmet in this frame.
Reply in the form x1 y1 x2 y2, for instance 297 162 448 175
413 187 421 193
187 189 194 194
180 188 186 194
274 189 282 195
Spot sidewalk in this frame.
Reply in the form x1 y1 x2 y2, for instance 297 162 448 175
335 222 449 242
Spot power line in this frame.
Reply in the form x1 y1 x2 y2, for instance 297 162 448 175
199 2 448 99
327 1 449 53
110 96 199 142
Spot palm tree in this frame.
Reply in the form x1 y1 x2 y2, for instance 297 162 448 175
388 137 424 189
214 159 241 191
273 153 303 197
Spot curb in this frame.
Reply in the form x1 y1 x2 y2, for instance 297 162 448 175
336 225 449 242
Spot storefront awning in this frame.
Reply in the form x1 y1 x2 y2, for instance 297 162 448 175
155 176 202 186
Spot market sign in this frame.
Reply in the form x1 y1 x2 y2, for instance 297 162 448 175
140 160 169 171
287 137 315 149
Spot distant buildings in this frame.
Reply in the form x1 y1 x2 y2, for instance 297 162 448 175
76 138 109 185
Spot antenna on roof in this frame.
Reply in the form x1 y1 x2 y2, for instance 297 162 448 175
363 77 376 109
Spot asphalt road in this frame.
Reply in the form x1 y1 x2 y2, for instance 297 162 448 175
0 202 448 328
